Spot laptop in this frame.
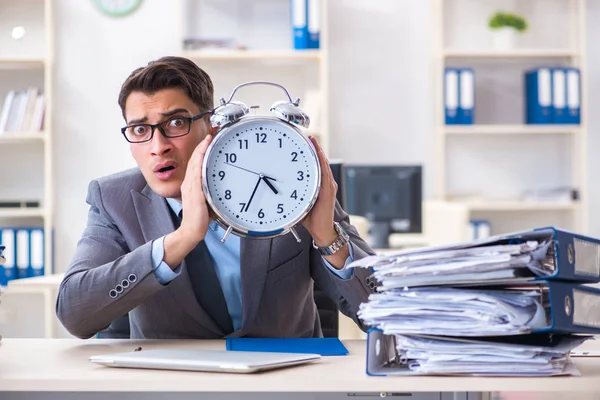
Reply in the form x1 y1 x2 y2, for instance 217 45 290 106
89 348 321 373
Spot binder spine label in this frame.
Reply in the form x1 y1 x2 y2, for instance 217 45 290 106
538 69 551 107
573 289 600 328
573 238 600 278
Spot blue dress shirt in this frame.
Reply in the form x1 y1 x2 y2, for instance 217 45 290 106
151 198 354 331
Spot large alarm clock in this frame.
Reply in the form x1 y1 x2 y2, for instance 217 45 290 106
202 81 321 243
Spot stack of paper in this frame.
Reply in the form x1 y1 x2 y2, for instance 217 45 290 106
350 227 600 376
358 287 547 336
350 238 554 289
392 334 587 376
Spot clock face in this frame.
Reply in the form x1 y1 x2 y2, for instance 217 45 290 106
203 116 320 237
92 0 143 17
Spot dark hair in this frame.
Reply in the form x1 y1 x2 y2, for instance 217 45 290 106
118 56 214 118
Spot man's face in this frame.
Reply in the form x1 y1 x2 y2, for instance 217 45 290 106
125 88 209 200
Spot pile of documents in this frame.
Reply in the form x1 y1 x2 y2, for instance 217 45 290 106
350 227 600 376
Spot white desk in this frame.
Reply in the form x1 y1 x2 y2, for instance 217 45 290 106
1 338 600 396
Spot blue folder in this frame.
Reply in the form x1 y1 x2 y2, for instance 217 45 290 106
226 337 349 356
365 328 591 376
525 68 553 124
444 68 460 124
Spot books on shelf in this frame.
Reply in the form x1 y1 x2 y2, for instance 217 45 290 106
0 87 45 135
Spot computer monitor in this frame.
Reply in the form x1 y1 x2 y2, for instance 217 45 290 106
342 165 422 249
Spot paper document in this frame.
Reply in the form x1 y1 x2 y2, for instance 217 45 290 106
358 287 548 336
392 334 590 376
349 235 554 288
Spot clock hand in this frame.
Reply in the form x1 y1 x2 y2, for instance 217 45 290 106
224 162 260 176
261 175 279 195
244 176 262 212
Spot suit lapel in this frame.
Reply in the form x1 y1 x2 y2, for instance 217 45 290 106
239 236 272 331
132 185 224 337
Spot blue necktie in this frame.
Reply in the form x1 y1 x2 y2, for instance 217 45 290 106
177 210 233 334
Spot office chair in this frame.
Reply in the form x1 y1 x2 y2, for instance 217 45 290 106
96 314 131 339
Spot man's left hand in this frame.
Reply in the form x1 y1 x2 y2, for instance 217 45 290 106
302 136 338 247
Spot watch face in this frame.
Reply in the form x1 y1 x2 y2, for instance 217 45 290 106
203 116 321 236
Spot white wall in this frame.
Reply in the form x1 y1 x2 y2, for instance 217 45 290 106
53 0 600 273
586 1 600 238
53 0 180 272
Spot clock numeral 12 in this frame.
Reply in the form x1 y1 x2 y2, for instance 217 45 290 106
256 133 267 143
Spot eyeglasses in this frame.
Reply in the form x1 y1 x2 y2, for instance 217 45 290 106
121 110 212 143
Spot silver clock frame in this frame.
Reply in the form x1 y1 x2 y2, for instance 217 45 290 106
201 82 321 243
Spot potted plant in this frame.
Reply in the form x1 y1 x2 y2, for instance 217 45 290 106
488 11 528 50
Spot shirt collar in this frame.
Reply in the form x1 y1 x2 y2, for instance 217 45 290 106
166 198 182 217
165 198 218 231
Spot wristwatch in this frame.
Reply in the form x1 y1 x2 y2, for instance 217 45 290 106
312 222 350 256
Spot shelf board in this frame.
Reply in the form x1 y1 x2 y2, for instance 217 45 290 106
443 49 579 59
450 200 578 211
0 207 46 218
443 125 580 135
0 58 45 68
183 49 321 61
0 132 46 143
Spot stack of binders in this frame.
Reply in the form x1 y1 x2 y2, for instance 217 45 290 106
444 67 475 125
349 227 600 376
290 0 320 50
525 67 581 124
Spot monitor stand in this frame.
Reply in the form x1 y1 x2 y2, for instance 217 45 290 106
368 221 390 249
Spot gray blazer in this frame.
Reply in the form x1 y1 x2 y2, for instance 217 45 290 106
56 168 376 339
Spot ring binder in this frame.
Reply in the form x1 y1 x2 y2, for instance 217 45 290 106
366 328 591 376
351 227 600 288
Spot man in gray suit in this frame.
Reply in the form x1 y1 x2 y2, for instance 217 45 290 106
56 56 376 339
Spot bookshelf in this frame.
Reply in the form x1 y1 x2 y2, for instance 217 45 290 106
183 49 322 61
178 0 330 154
431 0 587 241
0 0 54 279
443 49 580 59
443 124 581 135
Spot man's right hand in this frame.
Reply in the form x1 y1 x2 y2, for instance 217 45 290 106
163 134 213 270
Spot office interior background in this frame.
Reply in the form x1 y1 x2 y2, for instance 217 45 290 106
0 0 597 339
